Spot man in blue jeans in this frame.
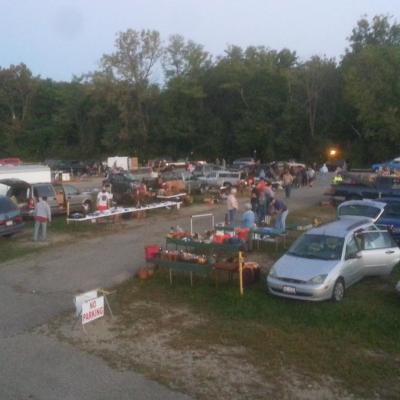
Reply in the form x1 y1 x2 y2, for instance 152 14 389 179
270 198 288 232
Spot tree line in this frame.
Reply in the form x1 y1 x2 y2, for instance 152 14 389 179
0 15 399 166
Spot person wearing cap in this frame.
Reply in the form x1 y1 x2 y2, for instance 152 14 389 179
270 198 289 232
240 203 256 228
226 187 239 226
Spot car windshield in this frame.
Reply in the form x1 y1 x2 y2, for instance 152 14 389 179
287 234 344 260
338 204 381 219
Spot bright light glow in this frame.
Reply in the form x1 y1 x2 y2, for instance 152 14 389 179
329 149 337 156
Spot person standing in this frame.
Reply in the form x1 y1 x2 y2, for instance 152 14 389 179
307 166 316 187
96 187 113 211
282 170 294 198
33 196 52 242
226 188 239 226
270 198 288 232
240 203 256 228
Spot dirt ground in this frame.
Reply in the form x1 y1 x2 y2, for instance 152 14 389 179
39 292 357 400
2 174 345 400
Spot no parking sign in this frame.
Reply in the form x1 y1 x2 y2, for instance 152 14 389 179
81 296 104 325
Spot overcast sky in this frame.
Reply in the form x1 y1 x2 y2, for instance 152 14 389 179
1 0 399 81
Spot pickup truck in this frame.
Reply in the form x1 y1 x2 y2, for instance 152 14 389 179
0 179 94 217
197 170 243 192
328 176 400 201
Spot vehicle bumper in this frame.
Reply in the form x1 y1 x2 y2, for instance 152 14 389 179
0 222 24 237
267 276 333 301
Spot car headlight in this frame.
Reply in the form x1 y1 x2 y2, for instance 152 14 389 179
268 266 278 278
308 274 327 285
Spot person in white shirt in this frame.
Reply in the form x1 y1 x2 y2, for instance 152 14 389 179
33 196 52 241
226 188 239 226
96 187 113 211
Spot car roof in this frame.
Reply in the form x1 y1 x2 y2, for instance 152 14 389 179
380 197 400 203
307 217 372 237
338 199 387 209
0 178 30 188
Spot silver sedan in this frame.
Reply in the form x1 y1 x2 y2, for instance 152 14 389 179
267 217 400 302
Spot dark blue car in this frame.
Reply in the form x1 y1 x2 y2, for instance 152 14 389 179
377 198 400 242
337 198 400 243
0 196 24 238
372 157 400 172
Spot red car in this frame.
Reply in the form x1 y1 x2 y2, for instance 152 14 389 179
0 158 22 166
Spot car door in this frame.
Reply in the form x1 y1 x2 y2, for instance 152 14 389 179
355 226 400 276
33 184 59 213
63 185 81 209
341 236 364 286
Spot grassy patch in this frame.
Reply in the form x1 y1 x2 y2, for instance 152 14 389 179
106 205 399 398
0 237 40 262
113 265 400 397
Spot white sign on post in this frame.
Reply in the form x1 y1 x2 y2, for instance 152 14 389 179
81 296 104 325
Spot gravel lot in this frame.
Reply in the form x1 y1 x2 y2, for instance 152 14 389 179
0 175 331 400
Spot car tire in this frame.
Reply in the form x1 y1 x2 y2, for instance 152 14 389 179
331 278 345 302
223 182 232 189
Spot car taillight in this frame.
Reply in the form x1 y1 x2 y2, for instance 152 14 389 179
0 219 5 225
28 198 35 209
14 216 22 222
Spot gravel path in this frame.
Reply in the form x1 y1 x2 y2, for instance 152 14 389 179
0 175 331 400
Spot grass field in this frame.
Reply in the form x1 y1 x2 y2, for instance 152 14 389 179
103 205 400 398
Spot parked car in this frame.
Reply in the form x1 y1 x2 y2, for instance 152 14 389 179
192 163 226 178
338 198 400 243
328 176 400 201
161 170 203 193
232 158 255 169
103 172 141 202
197 170 243 192
0 179 93 217
372 157 400 172
0 195 24 237
0 157 22 166
267 218 400 302
53 184 95 213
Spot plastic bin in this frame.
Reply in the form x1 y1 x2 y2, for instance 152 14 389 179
145 245 161 261
235 228 250 241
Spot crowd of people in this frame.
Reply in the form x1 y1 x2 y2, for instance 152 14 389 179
225 163 324 233
226 177 289 233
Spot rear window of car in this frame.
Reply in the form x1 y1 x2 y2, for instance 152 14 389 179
338 205 381 219
0 197 18 212
33 185 55 198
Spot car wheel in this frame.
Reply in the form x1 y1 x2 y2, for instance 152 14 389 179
331 278 345 302
3 233 14 238
223 182 232 189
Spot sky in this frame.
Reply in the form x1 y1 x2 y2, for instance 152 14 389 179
1 0 399 82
